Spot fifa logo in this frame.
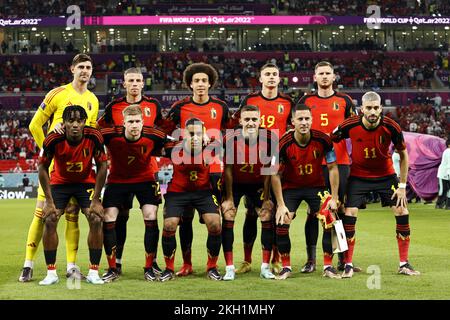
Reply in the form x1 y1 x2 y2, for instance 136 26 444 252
210 108 217 119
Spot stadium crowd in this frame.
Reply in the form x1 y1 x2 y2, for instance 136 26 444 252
0 109 38 161
280 0 450 16
396 101 447 138
114 53 441 91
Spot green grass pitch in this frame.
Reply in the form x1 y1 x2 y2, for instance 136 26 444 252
0 199 449 300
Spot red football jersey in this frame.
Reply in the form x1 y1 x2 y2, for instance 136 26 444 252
299 92 356 165
101 126 168 184
165 96 230 173
40 127 107 185
330 115 406 179
165 96 230 138
232 91 293 137
223 128 275 184
97 96 163 128
278 129 335 189
166 141 220 192
97 95 163 174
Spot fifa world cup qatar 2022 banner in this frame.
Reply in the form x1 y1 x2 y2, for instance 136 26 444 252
1 15 450 27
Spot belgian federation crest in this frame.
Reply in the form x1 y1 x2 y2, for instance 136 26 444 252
278 104 284 114
313 149 321 159
211 108 217 119
144 107 151 117
87 102 92 111
333 102 339 111
83 148 90 157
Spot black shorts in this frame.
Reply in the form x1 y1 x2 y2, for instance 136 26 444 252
210 172 223 202
345 175 399 209
163 190 220 218
283 187 326 214
232 184 264 209
103 181 162 209
322 164 350 203
51 183 95 210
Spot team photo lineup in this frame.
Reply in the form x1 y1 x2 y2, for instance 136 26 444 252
17 54 418 285
1 0 449 302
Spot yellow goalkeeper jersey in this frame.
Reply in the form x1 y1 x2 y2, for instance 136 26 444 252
29 83 99 148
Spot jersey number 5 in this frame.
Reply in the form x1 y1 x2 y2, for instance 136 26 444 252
321 114 328 126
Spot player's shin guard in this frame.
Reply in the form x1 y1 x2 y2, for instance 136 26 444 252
115 213 129 261
322 228 333 266
179 215 194 266
103 221 117 269
261 221 274 264
304 214 318 263
395 215 411 263
343 216 357 264
222 219 234 266
162 229 177 272
65 213 80 265
207 229 221 270
276 224 291 267
242 212 257 263
144 220 159 268
25 209 44 262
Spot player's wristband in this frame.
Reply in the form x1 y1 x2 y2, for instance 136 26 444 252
398 183 406 189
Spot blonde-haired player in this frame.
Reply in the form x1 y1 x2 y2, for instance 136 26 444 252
19 53 99 282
